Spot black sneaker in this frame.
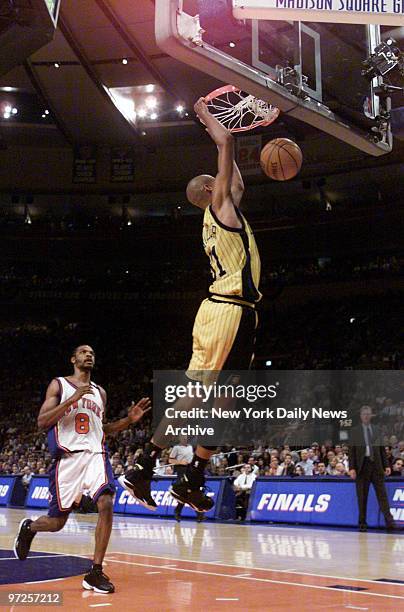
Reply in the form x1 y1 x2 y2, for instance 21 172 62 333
82 568 115 594
118 459 157 511
170 466 214 513
14 518 36 560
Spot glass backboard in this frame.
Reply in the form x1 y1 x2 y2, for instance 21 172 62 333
155 0 394 155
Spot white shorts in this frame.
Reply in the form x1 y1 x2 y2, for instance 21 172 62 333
48 451 115 517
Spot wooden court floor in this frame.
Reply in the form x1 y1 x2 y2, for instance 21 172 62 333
0 508 403 611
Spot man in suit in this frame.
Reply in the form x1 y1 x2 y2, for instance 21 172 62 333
348 405 396 532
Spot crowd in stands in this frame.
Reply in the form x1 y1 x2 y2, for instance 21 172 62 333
0 251 402 505
0 253 402 294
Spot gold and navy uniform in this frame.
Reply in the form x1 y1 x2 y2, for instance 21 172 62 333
187 205 261 382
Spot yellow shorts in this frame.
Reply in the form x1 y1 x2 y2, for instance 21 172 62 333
186 297 258 383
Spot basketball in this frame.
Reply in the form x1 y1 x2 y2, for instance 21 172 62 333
260 138 303 181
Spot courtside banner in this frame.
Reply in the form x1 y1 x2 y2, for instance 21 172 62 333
26 476 50 508
0 477 16 506
249 478 404 526
114 477 221 519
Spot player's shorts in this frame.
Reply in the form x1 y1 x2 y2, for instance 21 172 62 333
186 296 258 384
48 450 115 518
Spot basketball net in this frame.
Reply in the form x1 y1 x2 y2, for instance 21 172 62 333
204 85 280 133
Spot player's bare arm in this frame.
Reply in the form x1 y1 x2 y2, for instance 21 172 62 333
37 379 94 430
194 97 242 228
231 161 244 208
103 395 151 435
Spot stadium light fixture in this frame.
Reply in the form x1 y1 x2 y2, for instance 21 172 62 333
146 96 157 109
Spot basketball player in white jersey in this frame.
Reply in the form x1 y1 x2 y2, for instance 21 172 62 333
13 345 151 594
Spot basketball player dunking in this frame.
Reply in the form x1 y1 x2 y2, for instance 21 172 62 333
119 98 261 513
13 345 151 594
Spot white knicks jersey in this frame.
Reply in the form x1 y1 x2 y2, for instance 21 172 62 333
48 377 105 456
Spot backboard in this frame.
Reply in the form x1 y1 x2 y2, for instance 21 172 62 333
155 0 396 155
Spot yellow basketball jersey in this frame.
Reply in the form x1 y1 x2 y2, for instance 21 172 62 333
202 205 261 304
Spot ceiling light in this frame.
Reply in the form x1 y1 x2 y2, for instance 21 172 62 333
137 108 147 119
122 58 128 65
176 105 184 113
229 41 236 48
3 113 10 119
44 109 49 115
4 105 11 114
54 62 60 68
146 96 157 109
145 84 155 93
3 87 13 92
11 107 18 115
150 112 158 120
42 114 46 118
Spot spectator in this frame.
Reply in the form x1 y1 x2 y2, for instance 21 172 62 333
327 457 339 475
247 457 259 476
21 466 34 489
393 441 404 459
313 462 327 476
296 450 314 475
114 463 125 477
384 446 394 469
335 462 347 476
233 465 257 520
391 458 403 477
277 453 295 476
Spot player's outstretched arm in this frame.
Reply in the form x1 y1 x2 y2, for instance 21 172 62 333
37 379 94 430
103 397 151 435
194 98 242 226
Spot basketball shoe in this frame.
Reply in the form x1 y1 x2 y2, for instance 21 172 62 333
14 518 36 560
118 458 157 510
170 465 214 513
82 566 115 594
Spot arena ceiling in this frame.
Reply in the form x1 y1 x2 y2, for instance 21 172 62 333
0 0 403 189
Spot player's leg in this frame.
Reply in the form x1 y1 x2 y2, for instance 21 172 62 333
14 459 71 560
94 492 114 565
14 514 69 560
170 301 257 512
82 492 115 594
82 452 115 594
119 404 197 510
118 301 212 509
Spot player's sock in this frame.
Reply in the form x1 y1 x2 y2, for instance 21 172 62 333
190 454 209 473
